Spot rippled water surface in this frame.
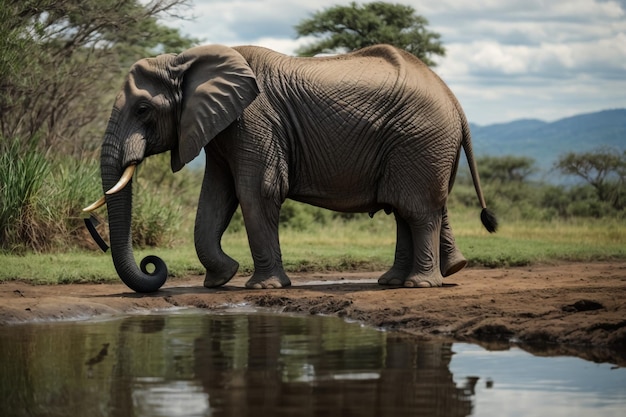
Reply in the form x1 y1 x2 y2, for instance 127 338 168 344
0 309 624 417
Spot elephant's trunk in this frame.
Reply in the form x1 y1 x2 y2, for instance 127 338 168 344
100 141 168 293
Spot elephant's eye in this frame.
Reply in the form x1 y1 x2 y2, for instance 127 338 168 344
135 104 151 118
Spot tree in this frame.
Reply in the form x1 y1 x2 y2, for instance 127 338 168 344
0 0 197 157
555 148 625 210
294 1 445 66
473 156 537 183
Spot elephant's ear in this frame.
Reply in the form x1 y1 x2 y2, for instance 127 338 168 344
170 45 259 172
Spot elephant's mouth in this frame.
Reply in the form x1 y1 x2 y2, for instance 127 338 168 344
82 164 137 213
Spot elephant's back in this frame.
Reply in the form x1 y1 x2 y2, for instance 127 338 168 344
235 44 463 157
235 45 442 99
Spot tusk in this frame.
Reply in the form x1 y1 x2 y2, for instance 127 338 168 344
81 164 136 212
82 196 106 213
105 164 136 195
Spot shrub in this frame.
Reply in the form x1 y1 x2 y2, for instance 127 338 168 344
50 157 102 248
279 200 332 230
131 186 182 248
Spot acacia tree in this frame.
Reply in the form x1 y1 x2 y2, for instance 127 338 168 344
294 1 445 66
0 0 196 157
555 148 625 210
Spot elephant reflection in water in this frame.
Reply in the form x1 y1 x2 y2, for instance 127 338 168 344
193 315 475 417
107 316 169 414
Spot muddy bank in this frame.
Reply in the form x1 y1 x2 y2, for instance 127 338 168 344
1 262 625 365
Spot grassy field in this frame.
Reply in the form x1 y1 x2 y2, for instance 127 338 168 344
1 207 624 285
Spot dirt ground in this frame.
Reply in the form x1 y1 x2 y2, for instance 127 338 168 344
1 262 625 365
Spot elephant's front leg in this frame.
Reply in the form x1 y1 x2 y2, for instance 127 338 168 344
195 161 240 288
239 198 291 289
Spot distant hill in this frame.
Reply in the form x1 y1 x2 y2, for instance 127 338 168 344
469 109 626 180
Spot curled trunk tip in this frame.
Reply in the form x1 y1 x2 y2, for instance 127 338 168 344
117 255 168 293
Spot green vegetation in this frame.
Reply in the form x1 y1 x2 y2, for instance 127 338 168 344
555 148 625 211
0 139 49 251
0 0 196 152
1 0 196 252
1 1 624 285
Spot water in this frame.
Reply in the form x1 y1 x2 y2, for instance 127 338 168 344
0 309 624 417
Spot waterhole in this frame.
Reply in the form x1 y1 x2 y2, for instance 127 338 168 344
0 309 624 417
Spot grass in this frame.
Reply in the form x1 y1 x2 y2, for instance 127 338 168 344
449 209 626 267
1 209 624 285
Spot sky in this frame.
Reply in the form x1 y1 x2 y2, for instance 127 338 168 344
164 0 626 125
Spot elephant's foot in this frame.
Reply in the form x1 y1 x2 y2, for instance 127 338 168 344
403 270 444 288
203 258 239 288
245 270 291 289
440 249 468 277
378 268 410 286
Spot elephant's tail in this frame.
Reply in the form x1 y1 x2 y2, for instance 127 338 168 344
461 117 498 233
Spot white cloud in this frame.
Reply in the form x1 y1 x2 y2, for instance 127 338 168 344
420 0 624 19
167 0 338 45
163 0 626 124
250 36 315 55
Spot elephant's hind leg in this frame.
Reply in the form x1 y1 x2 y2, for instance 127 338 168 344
378 212 413 286
440 206 467 277
403 210 445 288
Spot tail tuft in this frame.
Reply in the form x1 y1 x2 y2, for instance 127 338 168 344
480 208 498 233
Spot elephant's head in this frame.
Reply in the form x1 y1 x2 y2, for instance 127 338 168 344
83 45 259 292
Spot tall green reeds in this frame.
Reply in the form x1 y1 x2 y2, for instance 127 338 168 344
0 138 49 251
0 138 101 251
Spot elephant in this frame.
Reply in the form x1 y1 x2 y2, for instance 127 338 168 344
83 43 497 293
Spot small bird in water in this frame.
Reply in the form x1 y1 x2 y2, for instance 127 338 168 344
85 343 109 366
86 343 110 379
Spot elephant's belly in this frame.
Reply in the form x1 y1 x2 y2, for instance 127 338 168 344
288 189 383 214
288 158 386 213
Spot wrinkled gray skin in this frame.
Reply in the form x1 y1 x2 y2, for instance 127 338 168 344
98 44 496 293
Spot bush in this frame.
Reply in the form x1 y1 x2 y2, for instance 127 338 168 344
131 186 181 248
279 200 332 230
51 157 102 247
540 185 572 218
48 156 184 250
